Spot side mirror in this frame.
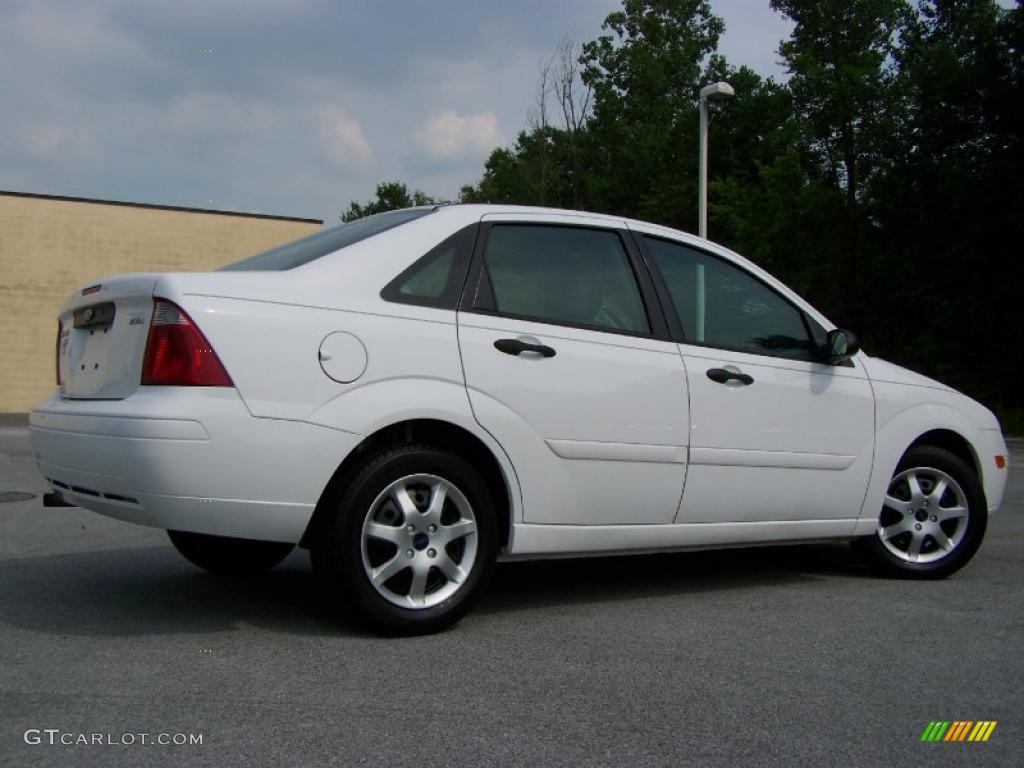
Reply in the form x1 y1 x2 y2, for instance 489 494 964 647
825 329 860 364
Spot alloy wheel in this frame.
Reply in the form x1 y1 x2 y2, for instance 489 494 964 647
877 466 969 564
359 473 478 609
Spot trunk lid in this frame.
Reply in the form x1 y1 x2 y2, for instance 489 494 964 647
58 274 159 399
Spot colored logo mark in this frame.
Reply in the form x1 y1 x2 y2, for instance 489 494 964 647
921 721 997 742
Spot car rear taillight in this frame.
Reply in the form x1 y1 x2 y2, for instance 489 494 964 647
141 299 233 387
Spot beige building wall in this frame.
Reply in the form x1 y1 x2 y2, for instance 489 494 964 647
0 192 322 413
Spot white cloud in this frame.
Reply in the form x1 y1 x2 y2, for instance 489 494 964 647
11 3 130 58
0 0 798 221
316 107 374 169
414 110 505 160
22 121 99 162
166 92 286 136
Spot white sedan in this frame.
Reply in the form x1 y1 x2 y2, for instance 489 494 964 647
30 204 1009 633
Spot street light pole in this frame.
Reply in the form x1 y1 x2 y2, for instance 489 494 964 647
696 81 734 342
698 81 735 239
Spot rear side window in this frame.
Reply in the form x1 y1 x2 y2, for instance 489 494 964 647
221 208 432 271
477 225 650 334
380 224 478 309
644 236 815 360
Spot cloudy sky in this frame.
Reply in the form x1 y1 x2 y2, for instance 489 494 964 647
0 1 794 223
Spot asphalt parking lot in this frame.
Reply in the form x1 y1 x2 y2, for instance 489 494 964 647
0 423 1020 768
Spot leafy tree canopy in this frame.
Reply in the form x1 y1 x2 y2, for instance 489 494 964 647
341 181 440 222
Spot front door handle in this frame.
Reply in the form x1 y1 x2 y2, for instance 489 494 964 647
494 338 556 358
706 367 754 386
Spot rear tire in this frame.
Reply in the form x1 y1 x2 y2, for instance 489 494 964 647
854 445 986 579
311 444 498 635
167 530 294 576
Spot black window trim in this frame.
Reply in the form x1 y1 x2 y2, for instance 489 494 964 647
626 230 685 341
635 232 841 366
458 220 672 342
380 223 480 310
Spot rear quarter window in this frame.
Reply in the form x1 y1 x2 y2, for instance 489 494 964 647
380 224 478 309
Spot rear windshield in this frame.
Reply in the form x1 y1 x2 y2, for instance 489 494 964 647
220 208 433 271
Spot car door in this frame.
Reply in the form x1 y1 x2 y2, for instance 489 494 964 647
637 232 875 524
457 214 690 526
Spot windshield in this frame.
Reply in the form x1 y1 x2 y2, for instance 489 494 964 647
220 208 434 271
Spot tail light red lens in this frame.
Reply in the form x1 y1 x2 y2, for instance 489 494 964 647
141 299 233 386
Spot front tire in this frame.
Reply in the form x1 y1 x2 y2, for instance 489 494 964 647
167 530 294 576
855 446 987 578
311 444 498 635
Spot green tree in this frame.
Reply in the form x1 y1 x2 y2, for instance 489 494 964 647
761 1 913 341
770 0 912 206
459 127 582 208
580 0 725 225
341 181 439 222
582 0 723 123
461 39 592 209
868 0 1024 410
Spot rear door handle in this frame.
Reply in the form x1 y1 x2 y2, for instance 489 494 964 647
494 338 556 358
706 367 754 386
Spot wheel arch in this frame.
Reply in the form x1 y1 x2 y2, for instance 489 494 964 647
857 403 989 533
299 418 516 551
906 428 981 479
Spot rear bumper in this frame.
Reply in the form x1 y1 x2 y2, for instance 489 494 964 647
29 388 360 542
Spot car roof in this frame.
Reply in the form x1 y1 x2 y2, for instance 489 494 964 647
433 202 633 225
430 203 698 242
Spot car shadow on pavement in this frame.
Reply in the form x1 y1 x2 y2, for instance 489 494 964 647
0 540 872 637
477 542 872 616
0 546 358 638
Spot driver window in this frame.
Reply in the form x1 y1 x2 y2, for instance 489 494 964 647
644 236 815 361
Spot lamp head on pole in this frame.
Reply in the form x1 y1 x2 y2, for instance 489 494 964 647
697 80 734 239
699 81 735 101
